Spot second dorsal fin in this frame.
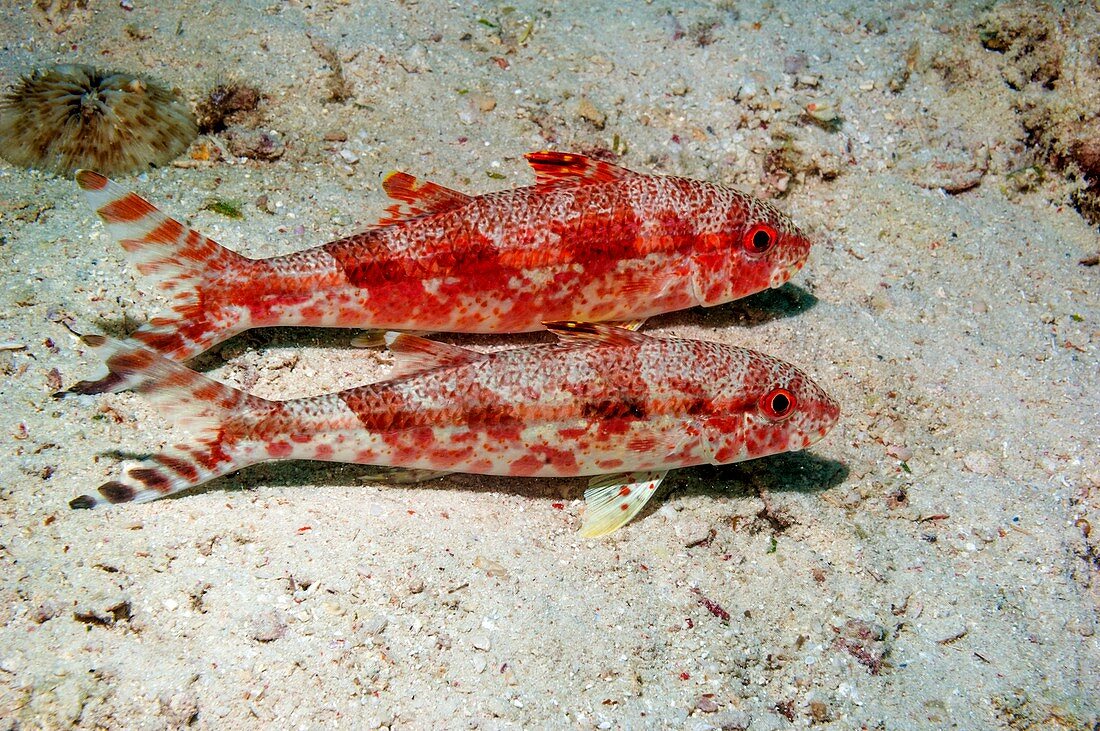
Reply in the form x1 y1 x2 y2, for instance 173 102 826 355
384 332 487 377
524 151 635 186
377 171 472 226
543 321 651 348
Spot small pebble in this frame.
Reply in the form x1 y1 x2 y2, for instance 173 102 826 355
963 450 996 475
0 653 24 673
249 610 286 642
676 520 712 547
471 633 491 651
362 614 388 636
576 97 606 129
886 444 913 462
783 53 808 74
711 710 750 730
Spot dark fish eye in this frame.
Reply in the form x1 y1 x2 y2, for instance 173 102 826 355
743 223 777 256
760 387 795 419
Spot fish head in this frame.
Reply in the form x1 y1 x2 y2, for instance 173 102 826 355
701 351 840 464
690 193 814 305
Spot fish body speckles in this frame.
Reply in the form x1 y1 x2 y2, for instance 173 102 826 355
67 323 840 536
74 151 813 384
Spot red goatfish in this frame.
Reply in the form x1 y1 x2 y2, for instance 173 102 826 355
67 322 840 537
73 152 812 382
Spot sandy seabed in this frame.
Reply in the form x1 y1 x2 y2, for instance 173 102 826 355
0 1 1097 728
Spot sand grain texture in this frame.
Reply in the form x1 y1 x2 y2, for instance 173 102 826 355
0 1 1097 728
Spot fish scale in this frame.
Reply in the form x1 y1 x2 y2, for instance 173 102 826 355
67 322 839 537
71 151 812 395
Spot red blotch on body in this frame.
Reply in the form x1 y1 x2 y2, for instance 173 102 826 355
509 454 543 476
267 441 293 458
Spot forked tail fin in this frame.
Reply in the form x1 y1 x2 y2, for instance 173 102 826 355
67 335 278 508
75 170 253 377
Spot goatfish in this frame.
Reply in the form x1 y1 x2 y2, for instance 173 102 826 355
66 322 840 537
72 151 813 392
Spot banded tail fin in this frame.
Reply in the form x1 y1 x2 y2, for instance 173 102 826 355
75 170 253 373
68 335 278 508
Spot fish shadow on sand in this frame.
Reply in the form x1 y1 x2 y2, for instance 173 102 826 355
93 449 848 532
651 282 818 331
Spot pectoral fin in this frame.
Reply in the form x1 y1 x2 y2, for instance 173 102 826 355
580 470 668 538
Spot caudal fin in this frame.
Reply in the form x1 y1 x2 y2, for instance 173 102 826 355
68 335 277 508
75 170 253 374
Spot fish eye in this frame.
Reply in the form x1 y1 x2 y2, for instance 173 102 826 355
759 387 795 419
743 223 777 256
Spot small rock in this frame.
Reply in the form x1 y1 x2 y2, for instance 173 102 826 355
670 78 690 96
712 709 751 730
676 520 712 548
934 621 969 645
224 126 285 161
963 450 996 475
159 690 199 727
470 632 491 651
339 148 359 164
694 695 720 713
323 130 348 142
32 601 63 624
783 53 808 74
473 93 497 113
362 613 388 636
366 712 393 730
403 43 431 73
473 555 509 578
576 97 606 129
0 652 24 673
886 444 912 462
249 610 286 642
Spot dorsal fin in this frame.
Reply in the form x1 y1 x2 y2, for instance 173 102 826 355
384 332 486 377
377 171 472 226
524 151 635 186
543 321 651 348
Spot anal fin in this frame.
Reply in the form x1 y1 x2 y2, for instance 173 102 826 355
580 470 668 537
